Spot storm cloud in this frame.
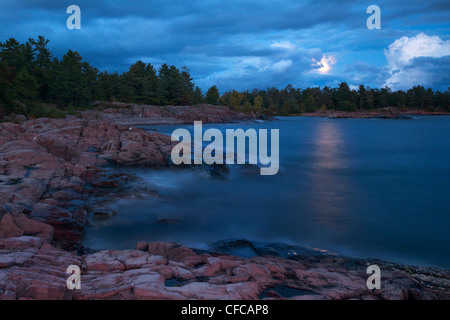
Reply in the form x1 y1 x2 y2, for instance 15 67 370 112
1 0 449 91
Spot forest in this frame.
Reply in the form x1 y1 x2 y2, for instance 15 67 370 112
1 36 449 119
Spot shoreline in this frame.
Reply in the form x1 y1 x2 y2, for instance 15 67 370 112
1 236 449 300
297 109 450 119
1 105 449 300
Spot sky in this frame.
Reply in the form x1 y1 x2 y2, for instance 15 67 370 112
1 0 449 92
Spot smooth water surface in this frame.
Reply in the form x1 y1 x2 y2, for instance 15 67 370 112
83 116 450 268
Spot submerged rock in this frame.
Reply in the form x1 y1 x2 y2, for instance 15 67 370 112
374 114 413 120
211 239 337 259
93 209 118 220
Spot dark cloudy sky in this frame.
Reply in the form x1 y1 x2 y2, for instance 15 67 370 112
1 0 449 92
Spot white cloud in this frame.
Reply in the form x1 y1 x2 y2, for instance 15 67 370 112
311 54 337 74
272 59 293 73
384 33 450 90
270 41 296 51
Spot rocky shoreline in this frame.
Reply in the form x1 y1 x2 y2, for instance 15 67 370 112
90 102 256 126
1 236 449 300
1 104 449 300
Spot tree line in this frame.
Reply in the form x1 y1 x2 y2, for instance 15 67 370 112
1 36 449 119
220 83 450 115
0 36 203 118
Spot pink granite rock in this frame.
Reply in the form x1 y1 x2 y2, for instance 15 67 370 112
0 238 449 300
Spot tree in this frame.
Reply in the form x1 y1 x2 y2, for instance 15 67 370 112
50 50 90 108
28 36 53 100
0 38 23 68
158 63 171 105
193 86 204 104
357 84 366 110
0 60 12 115
9 69 38 114
1 35 449 119
145 63 160 105
121 60 148 103
158 64 189 105
303 94 315 112
229 90 244 110
407 86 427 109
336 82 351 101
253 95 263 112
242 101 253 114
11 69 38 103
205 85 220 105
281 101 291 114
180 67 195 105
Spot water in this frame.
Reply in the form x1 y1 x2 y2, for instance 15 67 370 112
83 116 450 268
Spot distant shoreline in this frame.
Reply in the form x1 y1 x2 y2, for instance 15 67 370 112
296 109 450 119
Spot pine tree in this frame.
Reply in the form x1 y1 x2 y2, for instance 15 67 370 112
28 36 53 100
11 69 38 102
180 67 195 105
205 85 220 105
193 86 204 104
0 60 12 116
357 84 366 110
121 60 148 103
0 38 22 68
50 50 90 108
145 63 160 105
158 64 171 105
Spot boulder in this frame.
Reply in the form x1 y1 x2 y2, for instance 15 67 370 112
0 214 23 238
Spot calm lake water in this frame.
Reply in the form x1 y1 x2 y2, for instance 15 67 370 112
83 116 450 268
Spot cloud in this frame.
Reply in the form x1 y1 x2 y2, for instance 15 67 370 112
343 62 387 89
385 56 450 91
195 44 335 91
384 33 450 90
0 1 449 91
311 55 337 74
270 41 296 51
272 59 294 73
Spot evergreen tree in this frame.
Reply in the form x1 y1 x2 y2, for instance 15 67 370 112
158 64 171 105
121 60 148 103
205 85 220 105
357 84 366 110
180 67 195 105
28 36 53 100
193 86 204 104
11 69 38 102
50 50 90 108
0 38 22 68
145 63 160 105
1 35 449 119
0 60 12 115
303 94 315 112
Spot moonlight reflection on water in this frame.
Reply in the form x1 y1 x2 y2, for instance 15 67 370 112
83 116 450 268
